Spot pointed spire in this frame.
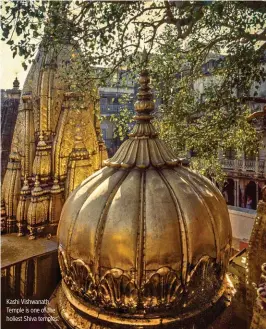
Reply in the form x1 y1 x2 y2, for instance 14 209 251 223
32 131 52 182
49 176 64 226
51 175 61 193
37 131 47 147
1 136 21 233
21 175 30 192
32 175 43 195
13 76 20 90
104 69 179 169
27 175 49 240
65 128 92 198
17 175 31 237
134 70 155 123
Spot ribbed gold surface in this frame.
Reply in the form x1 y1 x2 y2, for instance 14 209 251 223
57 70 232 325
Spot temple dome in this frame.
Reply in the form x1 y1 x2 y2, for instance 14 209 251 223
57 70 232 327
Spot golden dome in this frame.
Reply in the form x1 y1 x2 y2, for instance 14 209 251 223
57 70 232 327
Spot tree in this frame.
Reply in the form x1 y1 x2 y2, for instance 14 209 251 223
2 0 266 181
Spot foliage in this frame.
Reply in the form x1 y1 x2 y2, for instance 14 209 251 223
1 0 266 181
109 107 134 141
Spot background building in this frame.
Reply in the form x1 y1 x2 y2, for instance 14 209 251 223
1 77 21 180
193 54 266 210
99 69 136 156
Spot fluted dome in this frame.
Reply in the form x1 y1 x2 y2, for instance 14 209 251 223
57 70 232 327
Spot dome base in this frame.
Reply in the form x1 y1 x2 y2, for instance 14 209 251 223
46 276 235 329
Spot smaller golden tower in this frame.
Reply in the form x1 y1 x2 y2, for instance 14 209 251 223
1 44 107 238
16 176 31 236
65 125 92 198
2 142 21 233
32 131 52 183
49 176 64 230
27 176 49 240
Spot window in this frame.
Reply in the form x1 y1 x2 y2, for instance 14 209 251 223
244 152 256 161
224 148 236 159
100 98 107 106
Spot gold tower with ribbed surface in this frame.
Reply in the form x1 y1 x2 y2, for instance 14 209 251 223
50 70 233 329
1 44 107 238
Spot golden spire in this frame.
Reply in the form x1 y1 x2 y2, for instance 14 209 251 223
32 175 43 194
104 70 179 168
133 69 155 123
32 131 52 182
22 93 35 177
1 42 106 239
1 140 21 233
16 176 31 236
27 175 49 240
65 126 92 198
51 175 61 193
49 176 64 228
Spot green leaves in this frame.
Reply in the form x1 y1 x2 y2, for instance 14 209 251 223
22 62 28 70
1 0 264 182
110 107 134 141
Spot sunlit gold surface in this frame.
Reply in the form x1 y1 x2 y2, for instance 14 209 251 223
16 177 31 236
246 186 266 319
64 125 92 198
250 263 266 329
2 145 21 233
56 70 232 327
1 44 107 238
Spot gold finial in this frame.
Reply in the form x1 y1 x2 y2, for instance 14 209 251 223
51 175 61 193
134 70 155 122
35 175 40 187
21 175 30 192
36 131 47 148
32 175 42 195
13 76 20 90
34 175 41 189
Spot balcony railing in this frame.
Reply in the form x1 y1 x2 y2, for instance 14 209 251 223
221 157 265 175
221 158 234 169
245 160 256 171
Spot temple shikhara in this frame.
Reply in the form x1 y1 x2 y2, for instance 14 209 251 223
1 44 107 239
1 65 266 328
